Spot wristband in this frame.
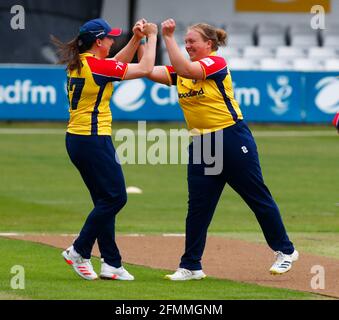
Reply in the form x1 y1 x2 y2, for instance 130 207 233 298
140 37 147 45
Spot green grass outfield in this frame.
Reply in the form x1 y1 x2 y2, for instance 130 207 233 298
0 122 338 299
0 238 324 300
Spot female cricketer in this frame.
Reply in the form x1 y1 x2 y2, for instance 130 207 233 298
53 18 157 280
146 19 298 280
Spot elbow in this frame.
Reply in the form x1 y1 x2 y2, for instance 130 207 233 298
177 69 191 78
174 64 193 78
173 60 200 79
139 70 150 78
140 66 153 77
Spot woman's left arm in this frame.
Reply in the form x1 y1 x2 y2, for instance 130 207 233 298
162 19 204 80
112 19 146 63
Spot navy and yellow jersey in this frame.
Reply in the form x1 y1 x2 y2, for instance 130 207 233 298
66 53 128 135
165 52 243 134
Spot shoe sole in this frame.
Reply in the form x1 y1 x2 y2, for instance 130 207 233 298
62 251 98 281
270 261 298 275
270 270 289 275
164 275 207 281
270 267 292 275
99 274 134 281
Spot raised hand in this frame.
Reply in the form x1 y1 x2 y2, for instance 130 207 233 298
143 22 158 36
133 18 147 39
161 18 176 37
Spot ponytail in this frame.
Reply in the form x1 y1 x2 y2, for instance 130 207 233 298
216 29 227 47
51 35 93 74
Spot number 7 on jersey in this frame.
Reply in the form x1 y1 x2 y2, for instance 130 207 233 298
67 77 85 110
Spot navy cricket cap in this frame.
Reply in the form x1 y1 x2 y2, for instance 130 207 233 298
78 18 122 44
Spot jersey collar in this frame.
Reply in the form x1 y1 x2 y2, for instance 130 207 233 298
80 52 96 58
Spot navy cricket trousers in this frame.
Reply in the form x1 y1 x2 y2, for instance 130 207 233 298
180 121 294 270
66 133 127 268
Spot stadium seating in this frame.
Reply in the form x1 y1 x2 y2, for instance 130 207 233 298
218 47 243 59
162 44 188 65
257 34 286 47
256 22 287 47
256 22 285 34
293 58 324 71
259 58 294 71
290 33 319 48
323 34 339 47
276 47 307 59
227 58 259 70
243 46 275 59
324 59 339 71
289 23 315 34
324 23 339 34
227 33 254 47
321 22 339 46
226 22 253 33
225 22 255 47
159 21 339 71
308 47 339 59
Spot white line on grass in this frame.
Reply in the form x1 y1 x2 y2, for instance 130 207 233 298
0 232 186 237
253 131 335 137
0 128 65 134
0 233 79 237
0 128 336 137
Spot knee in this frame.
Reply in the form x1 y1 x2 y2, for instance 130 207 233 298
98 191 127 215
117 191 127 210
110 190 127 212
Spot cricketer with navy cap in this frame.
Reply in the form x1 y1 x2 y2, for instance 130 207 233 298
78 18 123 44
52 18 158 281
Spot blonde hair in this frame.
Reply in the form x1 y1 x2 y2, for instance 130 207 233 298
188 23 227 51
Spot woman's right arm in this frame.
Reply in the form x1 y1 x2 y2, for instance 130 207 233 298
147 66 171 85
123 23 158 80
112 19 146 63
136 35 171 85
161 19 204 80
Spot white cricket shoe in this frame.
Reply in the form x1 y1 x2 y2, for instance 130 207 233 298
62 246 98 280
270 250 299 275
100 260 134 280
164 268 206 281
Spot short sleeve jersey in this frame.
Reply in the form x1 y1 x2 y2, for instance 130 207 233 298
66 53 128 135
165 53 243 134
